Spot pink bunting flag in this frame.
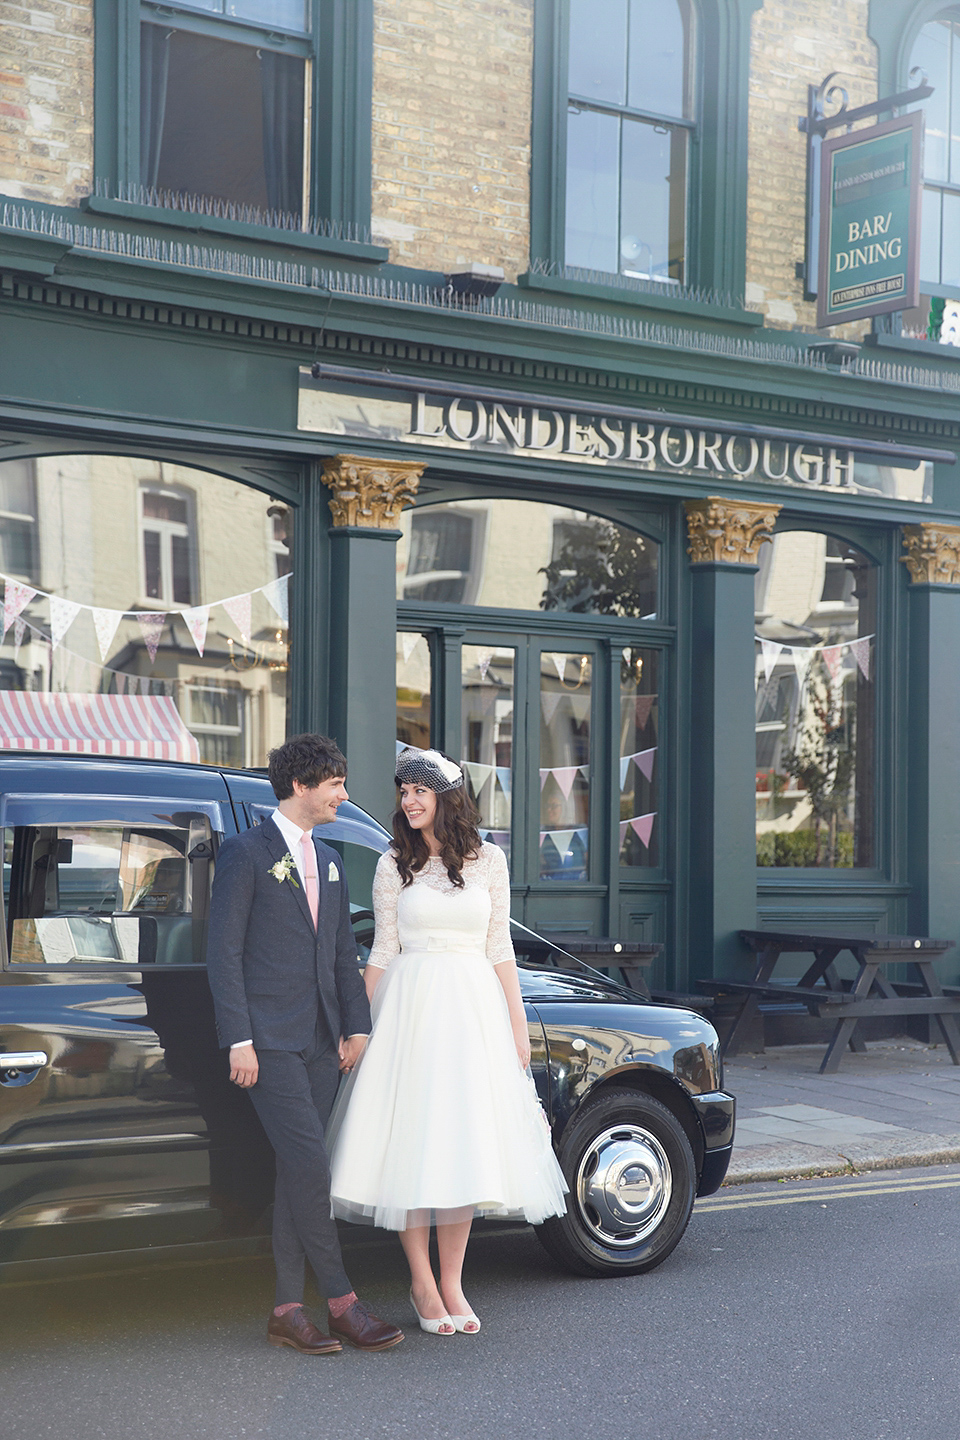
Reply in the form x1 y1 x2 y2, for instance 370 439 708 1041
3 580 37 639
222 593 252 647
630 813 656 849
136 612 166 664
850 637 871 680
180 605 210 657
551 766 580 800
635 747 656 781
49 597 82 652
261 573 290 626
91 608 124 664
634 694 655 730
821 644 844 680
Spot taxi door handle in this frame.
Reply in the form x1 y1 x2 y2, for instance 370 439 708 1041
0 1051 48 1084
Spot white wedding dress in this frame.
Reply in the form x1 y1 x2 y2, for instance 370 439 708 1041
327 843 568 1230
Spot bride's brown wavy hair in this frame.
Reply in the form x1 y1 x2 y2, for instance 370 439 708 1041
391 775 483 888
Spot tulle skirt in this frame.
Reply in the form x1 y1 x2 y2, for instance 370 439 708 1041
327 949 568 1231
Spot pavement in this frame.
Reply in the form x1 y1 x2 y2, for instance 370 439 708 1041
723 1036 960 1184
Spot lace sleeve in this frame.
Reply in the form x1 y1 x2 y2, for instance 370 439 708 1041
483 843 516 967
367 851 402 970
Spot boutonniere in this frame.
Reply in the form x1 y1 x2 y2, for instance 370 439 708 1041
269 853 300 888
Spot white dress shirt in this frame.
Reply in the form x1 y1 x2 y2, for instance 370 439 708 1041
230 808 364 1049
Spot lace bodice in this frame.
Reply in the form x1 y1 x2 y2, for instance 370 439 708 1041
367 842 516 969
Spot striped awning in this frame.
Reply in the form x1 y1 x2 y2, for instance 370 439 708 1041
0 690 200 762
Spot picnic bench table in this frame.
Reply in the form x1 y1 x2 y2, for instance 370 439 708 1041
697 929 960 1074
516 932 661 998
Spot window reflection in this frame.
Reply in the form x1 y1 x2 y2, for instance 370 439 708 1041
397 633 432 750
910 9 960 285
619 647 659 867
755 532 875 868
398 500 658 619
539 652 591 881
462 646 514 866
0 455 292 768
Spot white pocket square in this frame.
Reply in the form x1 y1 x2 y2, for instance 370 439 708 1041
328 861 339 882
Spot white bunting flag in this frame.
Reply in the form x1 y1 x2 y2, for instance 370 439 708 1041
850 637 871 679
760 639 783 682
180 605 210 657
49 597 82 652
541 690 562 726
569 693 591 724
91 608 124 664
620 756 631 789
261 573 290 626
463 761 494 793
3 580 36 639
821 644 844 680
137 613 166 664
792 646 814 687
495 766 511 796
544 829 576 857
619 820 630 848
222 593 252 647
12 615 25 659
399 631 419 664
476 648 494 682
550 653 567 684
630 813 656 849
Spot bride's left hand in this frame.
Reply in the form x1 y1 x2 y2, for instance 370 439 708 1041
512 1017 531 1070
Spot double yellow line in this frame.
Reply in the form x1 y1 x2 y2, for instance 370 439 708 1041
696 1170 960 1212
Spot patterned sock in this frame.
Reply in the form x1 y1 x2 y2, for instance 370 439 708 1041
328 1291 358 1318
273 1302 302 1317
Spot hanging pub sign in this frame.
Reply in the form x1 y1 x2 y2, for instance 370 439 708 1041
817 110 923 328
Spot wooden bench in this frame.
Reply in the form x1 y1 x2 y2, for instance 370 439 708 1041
517 932 661 998
698 930 960 1074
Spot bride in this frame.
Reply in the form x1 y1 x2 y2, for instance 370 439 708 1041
327 747 567 1335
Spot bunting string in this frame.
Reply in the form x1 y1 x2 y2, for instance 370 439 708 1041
756 634 874 683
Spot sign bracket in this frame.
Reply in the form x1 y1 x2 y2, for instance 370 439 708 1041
798 69 931 301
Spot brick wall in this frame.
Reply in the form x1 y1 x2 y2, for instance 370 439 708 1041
746 0 878 334
0 0 93 206
371 0 533 280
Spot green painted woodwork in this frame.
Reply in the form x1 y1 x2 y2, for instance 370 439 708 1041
327 526 404 828
530 0 762 303
906 580 960 982
94 0 374 235
687 562 759 979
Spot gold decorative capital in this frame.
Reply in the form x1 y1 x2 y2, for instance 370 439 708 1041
901 523 960 585
684 496 781 566
320 453 424 529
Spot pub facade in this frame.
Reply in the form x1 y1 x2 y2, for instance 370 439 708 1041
2 0 960 991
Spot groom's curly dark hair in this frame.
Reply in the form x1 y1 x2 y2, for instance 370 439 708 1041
268 733 347 799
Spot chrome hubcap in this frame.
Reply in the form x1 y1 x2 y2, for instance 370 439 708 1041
576 1123 672 1248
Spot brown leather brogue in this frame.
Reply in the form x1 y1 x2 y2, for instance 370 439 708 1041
327 1300 404 1351
267 1306 342 1355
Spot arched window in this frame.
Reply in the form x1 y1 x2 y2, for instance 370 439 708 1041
565 0 694 282
755 532 876 869
911 7 960 288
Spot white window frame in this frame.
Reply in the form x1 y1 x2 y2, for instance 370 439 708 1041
139 482 197 606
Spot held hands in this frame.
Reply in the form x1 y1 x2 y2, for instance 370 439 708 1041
229 1043 259 1088
339 1034 368 1073
512 1017 531 1071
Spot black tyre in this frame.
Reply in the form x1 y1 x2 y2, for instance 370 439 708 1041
535 1088 697 1277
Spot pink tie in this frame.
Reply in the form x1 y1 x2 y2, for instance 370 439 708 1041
300 834 319 929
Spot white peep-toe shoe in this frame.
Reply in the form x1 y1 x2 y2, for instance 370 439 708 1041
448 1313 481 1334
410 1290 455 1336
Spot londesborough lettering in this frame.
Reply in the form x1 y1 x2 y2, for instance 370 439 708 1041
297 371 930 500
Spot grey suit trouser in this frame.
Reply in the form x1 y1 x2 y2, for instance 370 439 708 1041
248 1026 352 1304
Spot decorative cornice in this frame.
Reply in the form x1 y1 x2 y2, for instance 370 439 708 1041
320 453 424 529
901 522 960 585
684 496 781 565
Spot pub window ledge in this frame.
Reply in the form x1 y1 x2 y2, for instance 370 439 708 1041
79 196 388 265
862 330 960 364
516 270 764 328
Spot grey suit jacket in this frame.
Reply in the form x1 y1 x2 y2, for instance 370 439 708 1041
206 817 371 1052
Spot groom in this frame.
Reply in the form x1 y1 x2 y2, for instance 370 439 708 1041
207 733 403 1354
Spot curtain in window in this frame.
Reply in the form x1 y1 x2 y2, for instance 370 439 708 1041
140 25 171 190
259 49 303 216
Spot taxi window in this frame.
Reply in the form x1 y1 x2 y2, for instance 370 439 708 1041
2 806 215 967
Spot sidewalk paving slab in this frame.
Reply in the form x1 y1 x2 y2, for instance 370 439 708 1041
722 1038 960 1184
